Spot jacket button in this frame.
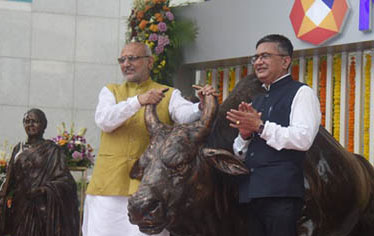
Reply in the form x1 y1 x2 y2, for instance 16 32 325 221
250 152 254 157
250 168 254 173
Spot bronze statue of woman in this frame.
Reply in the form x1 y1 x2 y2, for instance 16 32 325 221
0 108 80 236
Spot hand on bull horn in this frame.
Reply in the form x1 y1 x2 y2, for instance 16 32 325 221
192 84 219 110
137 88 169 106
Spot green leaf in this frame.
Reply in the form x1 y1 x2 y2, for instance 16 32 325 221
168 20 198 48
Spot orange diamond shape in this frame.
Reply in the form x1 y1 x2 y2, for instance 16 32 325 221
290 0 349 45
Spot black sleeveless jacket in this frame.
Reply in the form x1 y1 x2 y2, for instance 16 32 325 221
239 75 306 202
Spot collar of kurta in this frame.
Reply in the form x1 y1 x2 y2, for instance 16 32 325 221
124 78 153 89
262 73 291 91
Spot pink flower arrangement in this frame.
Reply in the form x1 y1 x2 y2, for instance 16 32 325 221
52 122 94 168
126 0 197 86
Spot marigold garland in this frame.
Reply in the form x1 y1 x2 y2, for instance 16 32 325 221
228 68 236 93
218 70 224 104
332 54 341 141
363 53 371 159
305 58 313 87
319 58 327 127
206 70 212 85
241 66 248 78
291 59 299 81
347 56 356 152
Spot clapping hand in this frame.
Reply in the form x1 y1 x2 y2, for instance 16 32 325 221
226 102 263 140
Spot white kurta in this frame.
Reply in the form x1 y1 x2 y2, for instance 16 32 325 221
83 195 169 236
82 86 201 236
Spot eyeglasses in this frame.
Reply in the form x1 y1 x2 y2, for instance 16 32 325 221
23 118 40 125
117 55 149 64
250 53 288 64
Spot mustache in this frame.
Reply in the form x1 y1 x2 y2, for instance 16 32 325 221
123 66 135 73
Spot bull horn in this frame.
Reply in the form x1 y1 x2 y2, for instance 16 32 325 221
144 104 167 137
191 94 218 143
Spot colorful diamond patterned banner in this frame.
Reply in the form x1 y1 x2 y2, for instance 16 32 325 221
290 0 349 45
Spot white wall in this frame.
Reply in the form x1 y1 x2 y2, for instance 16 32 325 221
0 0 134 154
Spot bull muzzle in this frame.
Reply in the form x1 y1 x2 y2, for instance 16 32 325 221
128 187 168 234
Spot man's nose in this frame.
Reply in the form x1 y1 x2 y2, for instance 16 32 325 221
120 62 130 70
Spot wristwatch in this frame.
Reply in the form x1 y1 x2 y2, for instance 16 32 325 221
257 123 265 135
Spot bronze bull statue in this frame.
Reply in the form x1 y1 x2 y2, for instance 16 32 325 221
128 74 374 236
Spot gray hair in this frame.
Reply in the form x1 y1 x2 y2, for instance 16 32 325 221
124 42 153 56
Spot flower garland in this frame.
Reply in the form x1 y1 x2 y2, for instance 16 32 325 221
363 53 371 159
218 69 224 104
206 70 212 85
127 0 197 86
319 58 327 127
332 54 341 141
241 65 248 78
305 58 313 87
291 59 299 81
228 68 236 92
347 56 356 152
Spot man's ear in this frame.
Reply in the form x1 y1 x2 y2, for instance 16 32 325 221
202 148 249 175
148 56 154 70
283 56 292 70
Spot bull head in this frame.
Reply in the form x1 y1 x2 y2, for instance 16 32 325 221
128 94 248 235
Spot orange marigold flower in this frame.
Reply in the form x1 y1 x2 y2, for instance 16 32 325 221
136 11 144 21
0 160 6 167
58 139 68 146
162 6 170 11
155 13 163 22
145 5 152 12
152 0 157 4
149 24 158 32
139 20 148 30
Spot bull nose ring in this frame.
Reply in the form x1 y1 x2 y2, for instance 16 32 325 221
236 120 240 125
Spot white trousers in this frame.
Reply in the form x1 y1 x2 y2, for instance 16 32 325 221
82 194 169 236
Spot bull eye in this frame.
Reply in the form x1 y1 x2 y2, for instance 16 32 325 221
173 163 188 175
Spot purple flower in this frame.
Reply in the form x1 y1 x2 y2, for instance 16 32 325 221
158 35 170 47
158 22 167 32
155 45 164 55
67 143 74 150
165 12 174 21
148 33 158 42
72 151 82 160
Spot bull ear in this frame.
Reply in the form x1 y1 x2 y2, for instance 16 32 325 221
130 159 144 180
202 148 249 175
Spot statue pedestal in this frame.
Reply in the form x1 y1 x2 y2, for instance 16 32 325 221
69 166 88 236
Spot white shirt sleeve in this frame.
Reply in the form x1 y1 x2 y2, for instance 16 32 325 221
233 135 251 161
260 85 321 151
95 87 202 133
169 89 201 124
95 87 142 133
